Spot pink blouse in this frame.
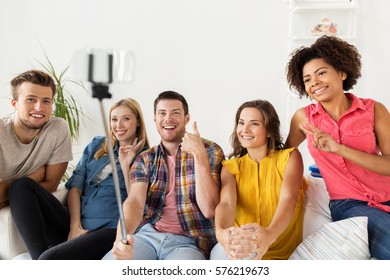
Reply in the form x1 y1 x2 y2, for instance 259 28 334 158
306 93 390 212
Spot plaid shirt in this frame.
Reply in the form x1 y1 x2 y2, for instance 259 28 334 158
130 138 224 258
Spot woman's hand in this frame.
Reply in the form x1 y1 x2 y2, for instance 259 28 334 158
119 138 145 168
239 223 275 260
68 225 88 241
218 226 259 260
300 118 340 153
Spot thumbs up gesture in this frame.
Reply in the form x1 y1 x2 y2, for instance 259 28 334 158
181 121 205 156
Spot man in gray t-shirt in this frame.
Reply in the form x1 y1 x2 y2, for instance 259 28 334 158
0 70 73 259
0 117 72 205
0 69 72 208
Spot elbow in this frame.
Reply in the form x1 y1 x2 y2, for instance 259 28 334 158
202 208 215 219
200 201 219 219
198 193 220 219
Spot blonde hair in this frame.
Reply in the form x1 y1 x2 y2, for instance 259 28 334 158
94 98 150 159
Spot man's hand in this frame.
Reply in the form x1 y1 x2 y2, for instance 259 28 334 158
112 234 134 260
0 180 10 209
181 121 206 156
27 166 46 183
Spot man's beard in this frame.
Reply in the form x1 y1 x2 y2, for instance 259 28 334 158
19 118 48 131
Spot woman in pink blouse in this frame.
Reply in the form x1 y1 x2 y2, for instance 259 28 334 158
285 35 390 260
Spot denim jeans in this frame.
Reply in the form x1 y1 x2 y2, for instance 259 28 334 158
330 199 390 260
103 223 205 260
209 242 229 260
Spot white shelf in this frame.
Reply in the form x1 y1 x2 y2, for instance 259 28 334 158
292 4 358 12
290 35 357 41
285 0 359 130
288 0 359 45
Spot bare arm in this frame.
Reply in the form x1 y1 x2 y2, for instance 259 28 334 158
39 162 68 192
214 165 240 258
67 187 88 240
215 166 237 238
0 165 48 208
26 165 45 182
111 181 148 260
285 108 307 149
0 180 11 208
181 122 220 218
302 102 390 176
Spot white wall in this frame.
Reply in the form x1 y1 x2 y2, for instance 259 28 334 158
1 0 389 171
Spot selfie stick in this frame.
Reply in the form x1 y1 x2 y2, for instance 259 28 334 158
88 53 128 244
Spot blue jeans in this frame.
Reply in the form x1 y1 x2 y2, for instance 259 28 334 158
210 243 229 260
103 223 205 260
330 199 390 260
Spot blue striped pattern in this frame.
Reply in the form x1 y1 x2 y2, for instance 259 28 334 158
289 216 370 260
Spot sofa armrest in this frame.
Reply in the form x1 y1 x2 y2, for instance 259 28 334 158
0 183 68 260
53 184 68 205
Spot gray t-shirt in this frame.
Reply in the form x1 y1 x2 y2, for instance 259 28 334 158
0 116 73 181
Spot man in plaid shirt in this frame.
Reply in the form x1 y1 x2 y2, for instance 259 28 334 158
104 91 224 260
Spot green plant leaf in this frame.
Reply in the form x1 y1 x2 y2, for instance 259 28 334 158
35 44 92 181
36 54 87 141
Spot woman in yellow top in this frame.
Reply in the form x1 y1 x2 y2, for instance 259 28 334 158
210 99 307 260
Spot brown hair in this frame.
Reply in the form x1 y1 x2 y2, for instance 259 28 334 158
153 90 189 115
228 99 284 159
11 70 56 99
94 98 150 159
286 35 361 98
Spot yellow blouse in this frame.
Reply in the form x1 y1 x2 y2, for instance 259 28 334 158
223 148 307 260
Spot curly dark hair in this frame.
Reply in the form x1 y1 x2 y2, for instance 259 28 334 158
228 99 284 159
286 35 361 98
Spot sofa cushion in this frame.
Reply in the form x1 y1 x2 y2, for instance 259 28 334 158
303 175 332 239
289 216 370 260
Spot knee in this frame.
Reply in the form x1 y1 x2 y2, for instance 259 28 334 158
9 177 36 198
210 243 229 260
38 247 58 260
102 250 115 260
38 250 50 260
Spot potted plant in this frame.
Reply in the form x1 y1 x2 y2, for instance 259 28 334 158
36 52 88 180
37 52 87 141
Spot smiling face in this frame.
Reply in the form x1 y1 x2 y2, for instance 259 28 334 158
236 107 268 150
110 105 138 146
154 99 189 145
302 58 346 102
11 82 53 131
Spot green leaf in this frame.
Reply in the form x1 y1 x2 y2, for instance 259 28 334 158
36 47 89 179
